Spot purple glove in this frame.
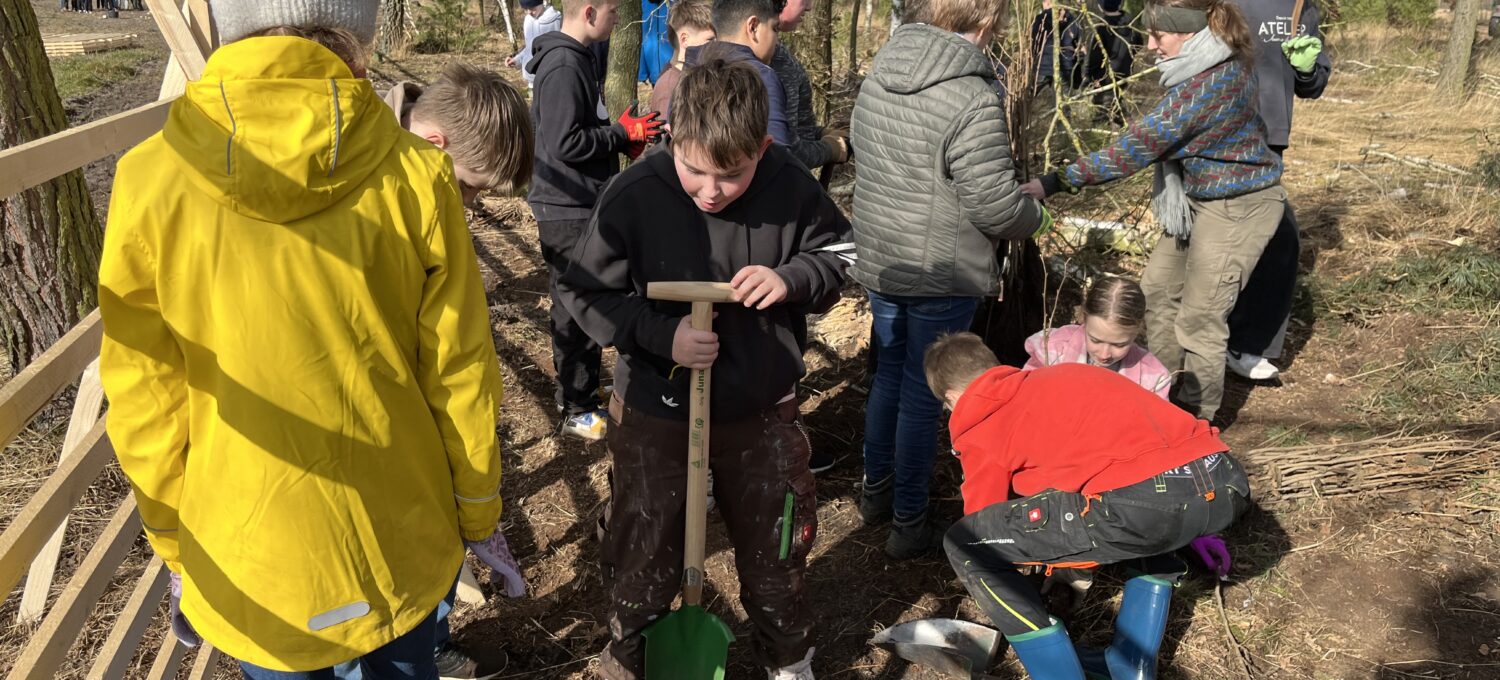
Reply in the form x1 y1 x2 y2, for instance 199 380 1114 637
1190 535 1232 579
168 572 202 647
464 529 526 598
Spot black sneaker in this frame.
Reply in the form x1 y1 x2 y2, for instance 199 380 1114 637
435 644 506 680
858 475 894 526
885 512 942 560
809 449 836 475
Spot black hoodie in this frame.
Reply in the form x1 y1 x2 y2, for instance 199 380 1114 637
526 31 628 221
556 144 851 421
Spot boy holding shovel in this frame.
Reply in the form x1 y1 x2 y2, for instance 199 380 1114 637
557 58 850 680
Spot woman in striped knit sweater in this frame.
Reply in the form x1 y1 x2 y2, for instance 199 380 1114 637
1023 0 1285 424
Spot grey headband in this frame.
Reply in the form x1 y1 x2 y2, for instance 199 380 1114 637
1144 5 1209 33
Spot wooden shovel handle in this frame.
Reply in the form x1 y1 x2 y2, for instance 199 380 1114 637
1290 0 1307 36
682 300 713 606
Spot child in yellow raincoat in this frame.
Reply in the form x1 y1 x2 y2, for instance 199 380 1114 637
98 2 509 677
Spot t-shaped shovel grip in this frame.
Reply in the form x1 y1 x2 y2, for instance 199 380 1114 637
645 282 737 606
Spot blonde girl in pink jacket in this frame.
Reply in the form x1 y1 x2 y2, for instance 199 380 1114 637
1024 277 1173 399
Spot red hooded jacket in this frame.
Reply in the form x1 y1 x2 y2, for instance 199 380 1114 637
950 364 1229 515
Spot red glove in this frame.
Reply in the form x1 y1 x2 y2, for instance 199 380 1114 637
618 105 663 146
625 140 648 160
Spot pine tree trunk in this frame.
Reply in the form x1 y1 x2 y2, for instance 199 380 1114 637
0 0 103 372
605 0 643 119
379 0 412 56
1438 0 1482 99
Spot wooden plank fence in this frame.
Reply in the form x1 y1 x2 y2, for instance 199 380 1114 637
0 2 223 677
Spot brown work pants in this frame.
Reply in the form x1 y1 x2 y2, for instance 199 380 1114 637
1141 185 1287 421
596 395 817 679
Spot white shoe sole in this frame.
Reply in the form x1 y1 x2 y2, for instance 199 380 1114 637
1228 356 1280 381
560 423 606 441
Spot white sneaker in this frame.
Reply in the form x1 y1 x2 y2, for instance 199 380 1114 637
767 648 815 680
1227 351 1280 380
560 409 608 441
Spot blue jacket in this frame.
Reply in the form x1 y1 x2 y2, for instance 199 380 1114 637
639 0 673 82
685 41 793 146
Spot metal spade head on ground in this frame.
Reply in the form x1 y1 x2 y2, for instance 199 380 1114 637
642 281 739 680
870 618 1007 679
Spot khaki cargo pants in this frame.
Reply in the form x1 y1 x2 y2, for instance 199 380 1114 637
1141 185 1287 421
596 395 817 679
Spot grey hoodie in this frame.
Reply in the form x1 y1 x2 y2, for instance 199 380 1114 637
515 5 562 86
850 23 1043 298
1232 0 1331 147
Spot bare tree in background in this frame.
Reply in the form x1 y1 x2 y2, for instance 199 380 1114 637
0 0 103 371
1438 0 1482 99
847 0 865 76
968 0 1153 365
969 0 1047 366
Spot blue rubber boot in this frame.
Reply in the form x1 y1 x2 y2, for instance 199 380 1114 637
1007 621 1086 680
1074 645 1110 680
1104 574 1175 680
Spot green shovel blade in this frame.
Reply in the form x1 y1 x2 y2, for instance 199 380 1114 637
643 604 734 680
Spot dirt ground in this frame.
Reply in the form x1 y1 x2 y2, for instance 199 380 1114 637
4 2 1500 679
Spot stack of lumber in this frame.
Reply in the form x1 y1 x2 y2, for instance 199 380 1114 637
42 33 137 57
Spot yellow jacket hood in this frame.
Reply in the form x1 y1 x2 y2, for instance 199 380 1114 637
166 37 399 223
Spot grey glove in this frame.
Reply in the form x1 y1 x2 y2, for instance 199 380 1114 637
168 572 202 647
464 527 526 598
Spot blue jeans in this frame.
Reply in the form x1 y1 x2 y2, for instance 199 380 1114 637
862 291 980 520
245 581 456 680
238 605 439 680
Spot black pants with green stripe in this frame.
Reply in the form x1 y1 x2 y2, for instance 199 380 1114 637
597 396 817 679
944 453 1251 636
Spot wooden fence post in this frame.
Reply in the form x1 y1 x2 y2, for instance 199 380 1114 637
0 419 114 598
86 558 171 680
6 497 143 680
187 645 223 680
145 633 188 680
16 359 105 624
